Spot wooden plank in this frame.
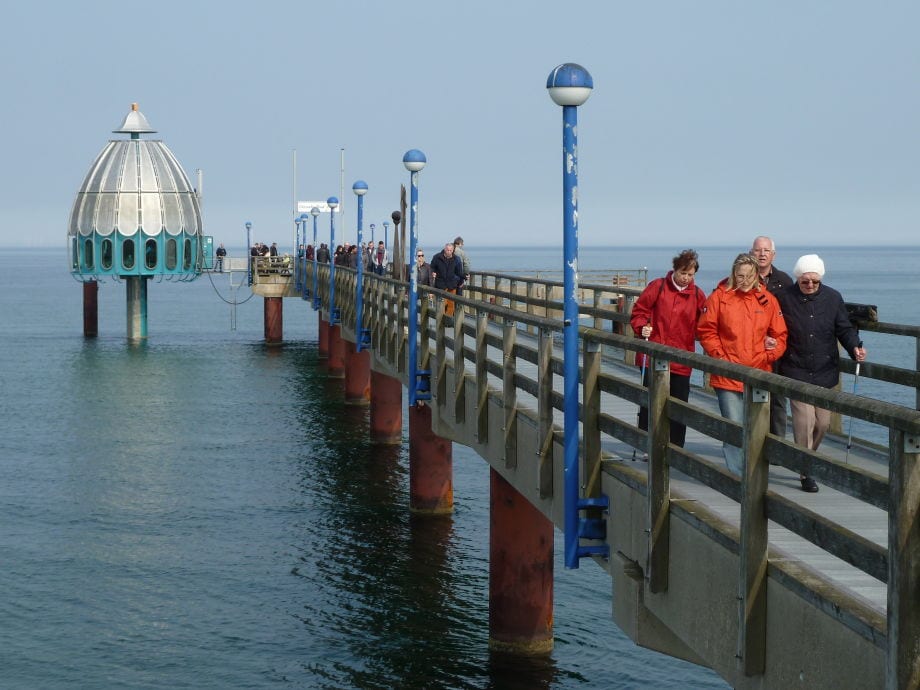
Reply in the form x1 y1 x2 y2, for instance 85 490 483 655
503 319 518 469
582 338 602 498
476 311 488 443
739 385 770 675
887 429 920 690
538 327 554 498
647 357 671 593
453 306 465 423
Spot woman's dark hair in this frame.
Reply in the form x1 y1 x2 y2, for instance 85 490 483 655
672 249 699 272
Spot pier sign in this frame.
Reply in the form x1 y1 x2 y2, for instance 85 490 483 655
296 201 338 214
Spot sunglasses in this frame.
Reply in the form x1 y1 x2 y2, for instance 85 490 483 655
800 279 821 286
417 254 424 258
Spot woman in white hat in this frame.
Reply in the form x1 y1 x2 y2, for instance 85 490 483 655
776 254 867 492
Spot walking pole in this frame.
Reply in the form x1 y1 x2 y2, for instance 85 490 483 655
844 340 863 464
633 323 651 461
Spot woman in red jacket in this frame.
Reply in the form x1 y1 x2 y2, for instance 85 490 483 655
698 253 787 475
631 249 706 452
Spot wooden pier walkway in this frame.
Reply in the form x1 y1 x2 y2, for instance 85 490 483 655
272 261 920 690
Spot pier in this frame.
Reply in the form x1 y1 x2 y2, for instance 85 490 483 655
245 258 920 690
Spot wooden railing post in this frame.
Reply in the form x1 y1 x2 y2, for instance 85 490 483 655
419 289 431 375
887 429 920 690
739 385 770 676
537 327 554 499
582 337 601 499
476 310 488 443
502 318 517 469
646 357 671 593
453 305 466 423
435 306 447 405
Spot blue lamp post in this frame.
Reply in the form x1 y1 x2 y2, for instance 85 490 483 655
353 180 370 350
403 149 430 406
311 206 321 310
294 215 303 292
382 220 389 261
327 197 340 324
547 63 606 569
370 223 376 246
299 212 309 297
245 221 252 286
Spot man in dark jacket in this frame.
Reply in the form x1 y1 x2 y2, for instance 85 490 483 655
776 254 866 492
430 242 465 315
751 235 794 438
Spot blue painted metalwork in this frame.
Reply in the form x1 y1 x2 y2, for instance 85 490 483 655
245 222 253 287
369 223 375 246
294 216 303 292
299 213 309 299
353 181 370 350
327 197 340 324
382 221 389 255
403 149 431 406
547 63 608 569
311 207 321 311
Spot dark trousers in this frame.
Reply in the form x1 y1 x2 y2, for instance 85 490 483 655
638 372 691 448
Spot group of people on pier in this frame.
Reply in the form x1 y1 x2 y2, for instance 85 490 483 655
631 236 866 493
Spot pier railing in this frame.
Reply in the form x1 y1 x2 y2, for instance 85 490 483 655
302 261 920 687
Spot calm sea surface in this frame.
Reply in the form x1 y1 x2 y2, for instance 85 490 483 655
1 245 916 689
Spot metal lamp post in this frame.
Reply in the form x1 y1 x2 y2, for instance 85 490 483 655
353 180 370 350
370 223 375 246
403 149 430 406
327 196 340 324
299 212 309 297
382 220 390 271
546 62 606 569
294 215 303 292
245 221 252 286
311 206 321 310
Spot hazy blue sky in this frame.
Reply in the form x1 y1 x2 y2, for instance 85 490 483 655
3 1 917 249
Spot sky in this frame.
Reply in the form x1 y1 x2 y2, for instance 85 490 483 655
2 1 918 249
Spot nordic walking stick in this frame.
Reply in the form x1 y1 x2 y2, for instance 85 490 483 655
844 340 863 464
633 323 651 461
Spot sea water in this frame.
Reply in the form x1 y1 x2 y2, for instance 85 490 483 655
1 245 915 689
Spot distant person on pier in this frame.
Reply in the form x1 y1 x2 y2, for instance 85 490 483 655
270 242 278 257
698 253 787 476
373 241 387 276
453 236 471 295
305 244 314 261
347 245 358 269
250 244 260 257
751 235 794 439
776 254 867 493
317 243 330 263
630 249 706 455
215 243 227 272
430 242 465 317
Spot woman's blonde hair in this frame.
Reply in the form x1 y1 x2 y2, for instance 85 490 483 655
726 253 760 290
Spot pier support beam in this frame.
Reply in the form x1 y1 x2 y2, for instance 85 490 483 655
318 317 329 359
409 403 453 514
82 280 98 338
125 276 148 341
327 325 346 379
489 469 554 655
264 296 283 344
344 343 371 406
370 371 402 444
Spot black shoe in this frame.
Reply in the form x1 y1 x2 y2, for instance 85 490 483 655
800 476 819 493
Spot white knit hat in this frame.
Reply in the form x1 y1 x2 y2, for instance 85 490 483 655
792 254 825 278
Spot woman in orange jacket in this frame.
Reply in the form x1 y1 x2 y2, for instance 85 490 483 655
697 253 787 475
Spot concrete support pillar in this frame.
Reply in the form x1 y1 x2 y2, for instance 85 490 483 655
489 468 554 655
328 325 346 379
126 276 148 341
318 316 329 359
409 404 453 514
370 370 402 444
264 296 283 344
83 280 98 338
344 343 371 406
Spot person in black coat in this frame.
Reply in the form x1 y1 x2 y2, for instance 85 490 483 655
429 243 464 291
776 254 867 492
